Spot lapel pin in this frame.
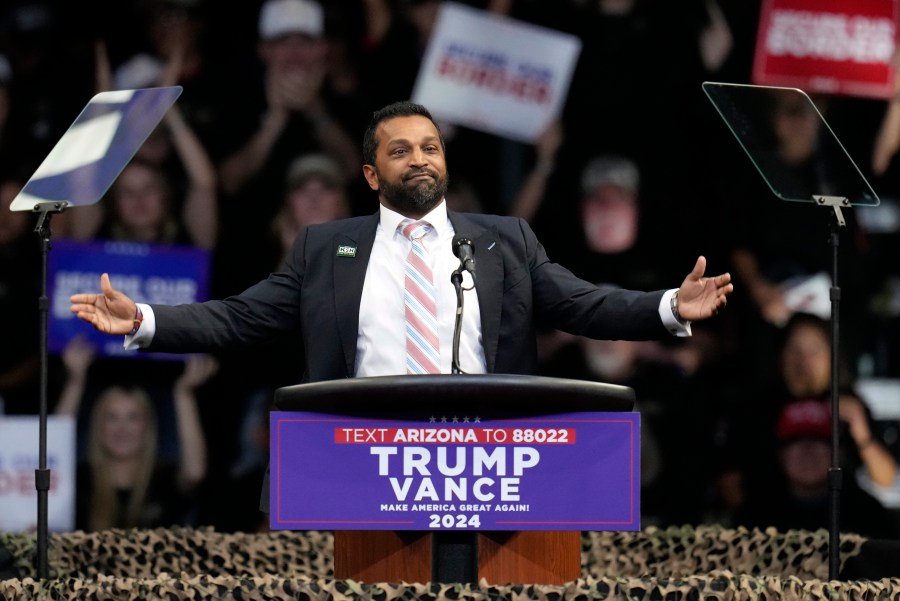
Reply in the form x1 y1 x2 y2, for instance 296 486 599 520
336 245 357 257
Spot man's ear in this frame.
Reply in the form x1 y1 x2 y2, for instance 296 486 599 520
362 165 380 191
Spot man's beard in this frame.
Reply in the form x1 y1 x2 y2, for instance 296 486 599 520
378 168 449 215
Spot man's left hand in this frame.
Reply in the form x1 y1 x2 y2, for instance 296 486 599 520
677 256 733 321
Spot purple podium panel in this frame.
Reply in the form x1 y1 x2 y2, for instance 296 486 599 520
270 411 640 531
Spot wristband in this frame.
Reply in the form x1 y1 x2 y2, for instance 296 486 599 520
129 305 144 336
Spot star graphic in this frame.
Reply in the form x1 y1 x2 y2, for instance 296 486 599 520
463 416 470 423
474 417 481 423
429 416 436 423
452 416 459 423
440 416 448 423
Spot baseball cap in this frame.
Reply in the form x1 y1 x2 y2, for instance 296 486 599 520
258 0 324 40
581 156 640 195
286 154 345 191
777 399 832 442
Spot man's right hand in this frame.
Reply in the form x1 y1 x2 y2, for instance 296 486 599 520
70 273 138 335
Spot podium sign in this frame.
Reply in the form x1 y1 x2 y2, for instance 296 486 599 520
270 411 639 531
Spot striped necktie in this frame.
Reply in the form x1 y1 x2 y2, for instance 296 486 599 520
400 219 440 374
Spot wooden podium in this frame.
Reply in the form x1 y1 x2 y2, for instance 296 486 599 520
332 530 581 584
273 374 635 584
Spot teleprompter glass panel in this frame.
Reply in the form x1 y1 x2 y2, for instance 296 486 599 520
10 86 182 212
702 82 878 207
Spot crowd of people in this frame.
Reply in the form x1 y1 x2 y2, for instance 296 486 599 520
2 0 900 537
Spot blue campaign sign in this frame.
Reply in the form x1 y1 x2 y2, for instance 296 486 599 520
48 239 211 359
270 411 641 531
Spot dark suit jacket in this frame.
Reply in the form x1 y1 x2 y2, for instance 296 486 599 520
148 210 670 379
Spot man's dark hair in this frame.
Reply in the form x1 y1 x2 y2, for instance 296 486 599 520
362 101 446 166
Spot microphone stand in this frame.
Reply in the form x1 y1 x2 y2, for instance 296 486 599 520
450 260 477 375
814 194 849 581
450 268 466 374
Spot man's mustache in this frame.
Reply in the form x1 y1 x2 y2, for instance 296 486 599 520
403 169 438 181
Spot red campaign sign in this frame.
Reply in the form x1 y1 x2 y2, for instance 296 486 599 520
753 0 898 99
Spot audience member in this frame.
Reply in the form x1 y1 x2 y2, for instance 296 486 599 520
59 41 219 250
213 0 362 294
534 154 680 292
731 397 900 539
61 156 214 250
217 0 361 194
271 153 352 264
717 313 897 522
54 336 217 531
560 0 712 244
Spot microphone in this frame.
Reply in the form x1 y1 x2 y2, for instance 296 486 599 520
452 236 476 275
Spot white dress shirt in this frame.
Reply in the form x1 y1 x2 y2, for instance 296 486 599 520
355 201 486 376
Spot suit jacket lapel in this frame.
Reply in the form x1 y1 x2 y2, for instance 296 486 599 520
449 211 502 373
333 212 379 376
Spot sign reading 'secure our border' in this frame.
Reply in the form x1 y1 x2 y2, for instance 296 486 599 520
270 412 640 531
753 0 897 99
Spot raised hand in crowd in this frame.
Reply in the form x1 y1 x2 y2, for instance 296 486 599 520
872 49 900 175
509 119 564 223
839 392 897 487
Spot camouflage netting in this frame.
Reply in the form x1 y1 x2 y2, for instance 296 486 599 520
2 525 898 601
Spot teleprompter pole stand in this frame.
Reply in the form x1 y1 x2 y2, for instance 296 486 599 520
32 201 66 580
814 194 849 581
